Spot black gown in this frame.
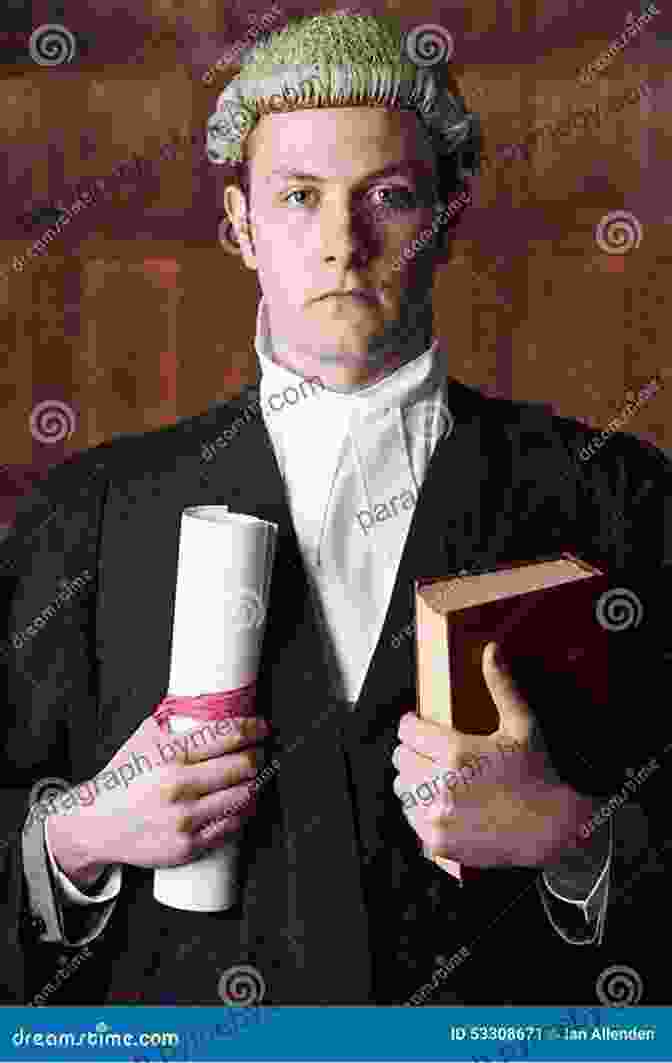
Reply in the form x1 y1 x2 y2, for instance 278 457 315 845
2 374 670 1006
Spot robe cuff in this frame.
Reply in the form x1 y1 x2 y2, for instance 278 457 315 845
537 818 612 944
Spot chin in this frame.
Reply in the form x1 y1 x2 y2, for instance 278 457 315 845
318 347 388 371
300 324 375 360
312 298 383 326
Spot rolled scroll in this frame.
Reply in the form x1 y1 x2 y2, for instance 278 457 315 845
153 505 278 912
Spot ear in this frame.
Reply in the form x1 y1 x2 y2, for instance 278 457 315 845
222 184 258 270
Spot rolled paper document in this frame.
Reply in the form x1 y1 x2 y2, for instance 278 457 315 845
153 506 278 912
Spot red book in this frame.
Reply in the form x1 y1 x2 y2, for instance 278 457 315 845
414 553 611 880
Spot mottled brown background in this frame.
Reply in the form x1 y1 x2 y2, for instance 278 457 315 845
1 0 670 532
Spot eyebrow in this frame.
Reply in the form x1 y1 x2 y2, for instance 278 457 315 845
266 161 431 186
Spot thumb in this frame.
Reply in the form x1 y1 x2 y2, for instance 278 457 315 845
482 641 533 744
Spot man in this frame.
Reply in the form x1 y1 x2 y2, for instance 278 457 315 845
2 11 670 1007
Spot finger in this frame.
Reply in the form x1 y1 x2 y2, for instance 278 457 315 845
393 739 516 785
397 714 460 761
184 780 259 833
394 770 460 816
402 799 457 852
394 758 491 804
393 771 443 801
168 747 266 800
150 715 271 765
190 809 251 854
392 743 446 774
481 642 532 744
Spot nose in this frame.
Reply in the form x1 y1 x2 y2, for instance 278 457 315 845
320 195 375 268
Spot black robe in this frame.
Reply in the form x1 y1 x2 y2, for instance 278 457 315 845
2 375 671 1006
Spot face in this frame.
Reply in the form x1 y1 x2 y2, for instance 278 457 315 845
224 106 448 391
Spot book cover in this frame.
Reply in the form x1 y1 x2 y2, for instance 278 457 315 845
413 553 612 879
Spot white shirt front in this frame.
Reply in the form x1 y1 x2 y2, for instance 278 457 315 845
255 295 453 703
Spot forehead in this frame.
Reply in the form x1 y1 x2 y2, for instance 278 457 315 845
246 106 437 184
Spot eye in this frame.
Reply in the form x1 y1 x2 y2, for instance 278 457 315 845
283 189 317 207
370 187 419 213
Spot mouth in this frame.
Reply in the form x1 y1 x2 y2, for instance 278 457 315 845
320 288 379 305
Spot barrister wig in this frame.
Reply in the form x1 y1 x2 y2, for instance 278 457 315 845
205 9 482 181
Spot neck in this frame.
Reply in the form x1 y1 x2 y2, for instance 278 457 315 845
270 302 434 394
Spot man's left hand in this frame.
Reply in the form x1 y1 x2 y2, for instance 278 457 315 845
392 642 597 869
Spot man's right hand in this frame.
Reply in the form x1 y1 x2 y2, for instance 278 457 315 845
46 712 269 890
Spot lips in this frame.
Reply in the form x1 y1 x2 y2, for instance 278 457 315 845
323 289 378 304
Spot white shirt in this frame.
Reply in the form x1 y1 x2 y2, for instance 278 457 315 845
43 296 610 938
255 296 452 704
